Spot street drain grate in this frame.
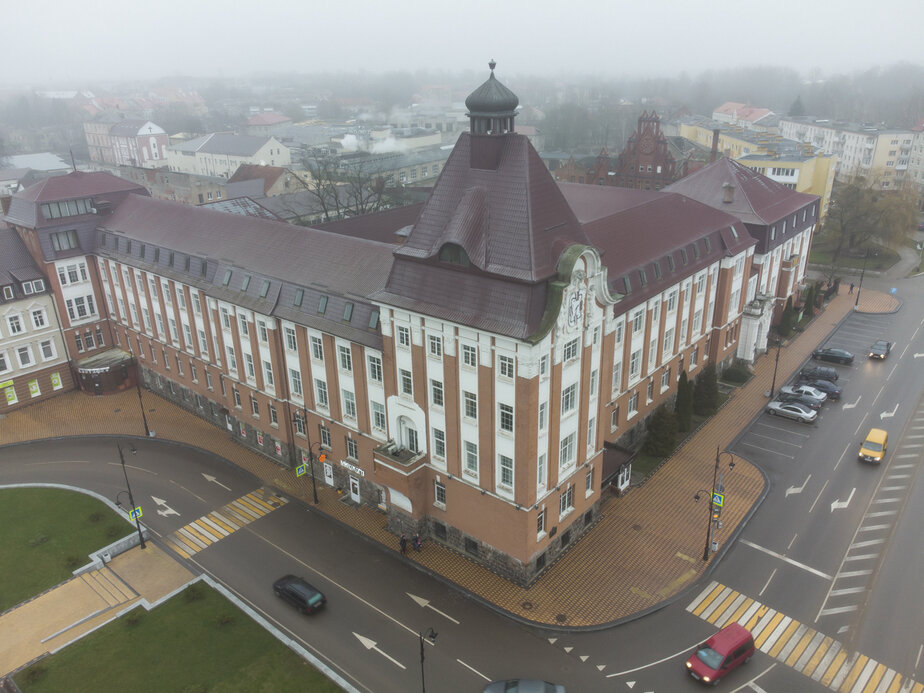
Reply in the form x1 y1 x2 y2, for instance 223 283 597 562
556 614 567 623
632 524 642 531
521 601 534 610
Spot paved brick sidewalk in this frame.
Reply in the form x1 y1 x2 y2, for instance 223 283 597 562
0 285 898 630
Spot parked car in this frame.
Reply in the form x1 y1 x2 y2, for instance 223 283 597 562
766 400 818 423
868 340 892 359
812 347 854 364
799 365 838 382
685 622 755 685
806 379 842 400
779 384 827 407
273 574 326 614
484 681 566 693
775 391 821 410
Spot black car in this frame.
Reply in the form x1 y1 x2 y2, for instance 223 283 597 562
812 347 854 364
775 391 822 410
799 365 838 382
806 379 842 400
273 574 326 614
869 340 892 360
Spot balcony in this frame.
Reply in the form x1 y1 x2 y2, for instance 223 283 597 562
374 440 427 470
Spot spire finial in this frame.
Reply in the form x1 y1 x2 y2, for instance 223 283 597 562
488 59 496 73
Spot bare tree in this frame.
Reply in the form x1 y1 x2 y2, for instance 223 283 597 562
301 153 389 222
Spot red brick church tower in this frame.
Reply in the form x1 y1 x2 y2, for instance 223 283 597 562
612 110 683 190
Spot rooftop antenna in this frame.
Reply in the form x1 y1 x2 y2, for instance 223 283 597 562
69 148 77 172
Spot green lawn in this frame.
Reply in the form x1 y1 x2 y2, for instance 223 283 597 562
16 582 342 693
808 243 899 271
0 487 133 612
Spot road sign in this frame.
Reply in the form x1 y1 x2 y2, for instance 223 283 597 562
296 464 307 477
130 507 143 521
712 492 724 508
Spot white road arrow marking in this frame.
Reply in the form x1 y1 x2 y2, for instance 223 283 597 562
880 404 899 420
202 473 231 491
831 488 855 512
626 683 636 689
580 655 589 662
353 633 406 669
842 397 861 410
548 637 558 644
151 496 179 517
564 646 573 653
786 474 812 498
914 353 924 358
597 665 606 671
406 593 460 624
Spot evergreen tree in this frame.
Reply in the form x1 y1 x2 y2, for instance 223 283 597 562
643 405 679 457
803 283 816 318
789 95 806 117
675 370 693 432
693 362 719 416
779 296 795 336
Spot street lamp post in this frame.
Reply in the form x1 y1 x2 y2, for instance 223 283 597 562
697 446 735 562
418 627 438 693
294 407 320 505
768 337 782 398
855 248 869 309
117 443 146 549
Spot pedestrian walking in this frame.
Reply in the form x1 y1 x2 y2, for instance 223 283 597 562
413 532 422 551
849 282 854 294
399 533 408 555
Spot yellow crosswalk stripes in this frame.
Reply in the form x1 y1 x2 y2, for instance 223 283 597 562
687 581 921 693
163 489 288 559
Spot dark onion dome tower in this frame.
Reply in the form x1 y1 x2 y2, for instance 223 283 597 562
465 60 519 135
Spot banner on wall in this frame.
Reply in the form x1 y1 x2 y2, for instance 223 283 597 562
28 379 40 397
51 372 62 390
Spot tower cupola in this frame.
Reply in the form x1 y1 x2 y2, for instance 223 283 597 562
465 60 518 135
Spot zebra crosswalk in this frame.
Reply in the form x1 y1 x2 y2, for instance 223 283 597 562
687 581 922 693
163 488 288 559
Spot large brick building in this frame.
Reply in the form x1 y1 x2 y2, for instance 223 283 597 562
3 63 818 585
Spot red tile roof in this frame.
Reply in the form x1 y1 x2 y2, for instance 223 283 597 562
228 164 285 193
15 170 148 203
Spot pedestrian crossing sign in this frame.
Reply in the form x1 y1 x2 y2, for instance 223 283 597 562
296 464 307 477
712 492 724 508
130 507 142 521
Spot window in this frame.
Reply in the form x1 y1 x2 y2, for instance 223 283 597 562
338 345 352 371
433 429 446 459
464 441 478 474
589 369 598 397
463 344 477 367
663 327 674 355
539 354 549 377
0 351 8 373
343 390 356 419
561 383 577 413
263 360 274 387
434 480 446 507
192 293 201 314
315 379 328 407
293 288 304 307
260 280 270 298
238 314 248 336
428 335 442 357
407 428 419 452
612 362 622 392
537 453 546 489
629 349 641 378
691 346 698 367
17 345 34 367
499 455 514 487
345 437 358 459
431 380 444 406
40 340 55 360
257 320 268 342
317 295 328 314
586 468 594 494
559 432 575 469
563 338 579 361
198 329 208 353
666 291 677 312
537 509 546 536
342 303 353 321
611 405 619 431
50 230 79 251
661 368 670 390
233 389 241 408
284 326 297 351
319 424 331 448
269 402 277 425
632 310 644 333
7 315 23 335
538 401 548 430
628 391 639 415
244 353 255 378
463 391 477 418
241 275 251 292
400 369 413 395
310 336 323 360
220 307 231 329
397 326 410 348
251 396 259 417
646 381 653 401
372 402 386 430
290 368 303 397
499 355 514 378
560 485 574 516
368 355 383 383
499 403 514 432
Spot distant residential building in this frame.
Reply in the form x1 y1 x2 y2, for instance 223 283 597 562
712 102 776 131
905 119 924 209
2 153 71 174
167 134 291 178
677 117 837 218
779 117 914 188
0 226 72 409
84 119 169 168
94 164 229 206
245 112 293 137
228 164 310 197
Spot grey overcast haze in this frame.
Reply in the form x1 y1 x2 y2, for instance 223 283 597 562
6 0 924 85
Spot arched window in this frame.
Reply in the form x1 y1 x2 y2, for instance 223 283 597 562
439 244 470 267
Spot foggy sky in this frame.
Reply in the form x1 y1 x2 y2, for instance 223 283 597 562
6 0 924 86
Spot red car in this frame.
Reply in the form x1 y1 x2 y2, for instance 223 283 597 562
685 622 754 685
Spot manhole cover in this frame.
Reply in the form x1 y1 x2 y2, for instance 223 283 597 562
632 524 642 531
555 613 567 623
521 601 534 610
114 408 122 413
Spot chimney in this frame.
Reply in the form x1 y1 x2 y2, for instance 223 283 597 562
722 182 735 204
710 129 720 163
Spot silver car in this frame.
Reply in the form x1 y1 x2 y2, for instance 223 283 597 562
483 681 566 693
766 400 818 423
779 384 827 407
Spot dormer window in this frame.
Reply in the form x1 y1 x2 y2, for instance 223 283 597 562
50 230 79 252
439 243 470 267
